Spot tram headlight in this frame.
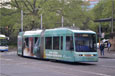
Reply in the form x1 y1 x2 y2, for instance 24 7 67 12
93 54 97 56
79 54 83 56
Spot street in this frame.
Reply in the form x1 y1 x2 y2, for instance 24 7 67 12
0 51 115 76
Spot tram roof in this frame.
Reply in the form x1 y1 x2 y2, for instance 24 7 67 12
45 28 96 34
0 34 6 38
23 28 95 37
71 29 96 34
24 30 43 36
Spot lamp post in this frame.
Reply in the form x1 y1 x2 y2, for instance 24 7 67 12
21 10 23 32
41 14 43 29
112 0 114 33
99 23 102 47
62 16 64 27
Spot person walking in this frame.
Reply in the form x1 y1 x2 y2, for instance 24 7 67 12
107 42 111 53
100 43 105 56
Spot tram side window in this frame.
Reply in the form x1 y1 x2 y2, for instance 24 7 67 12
34 37 39 45
53 37 59 50
45 37 52 49
66 36 74 51
60 36 63 50
92 35 97 51
25 38 29 47
35 37 38 43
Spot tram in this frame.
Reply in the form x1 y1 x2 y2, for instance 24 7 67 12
17 28 98 62
0 34 8 52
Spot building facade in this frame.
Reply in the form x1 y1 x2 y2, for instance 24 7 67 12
0 0 11 9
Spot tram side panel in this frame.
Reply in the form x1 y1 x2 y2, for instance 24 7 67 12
17 32 24 56
23 37 41 58
44 33 75 62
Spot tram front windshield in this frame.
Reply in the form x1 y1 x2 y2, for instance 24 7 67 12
75 33 96 52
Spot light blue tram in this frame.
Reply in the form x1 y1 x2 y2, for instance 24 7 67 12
18 28 98 62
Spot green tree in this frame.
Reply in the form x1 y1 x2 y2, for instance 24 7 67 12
91 0 115 33
0 0 94 44
9 0 90 29
0 8 20 35
0 7 21 44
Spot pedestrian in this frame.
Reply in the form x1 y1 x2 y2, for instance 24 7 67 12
100 43 105 56
107 41 111 53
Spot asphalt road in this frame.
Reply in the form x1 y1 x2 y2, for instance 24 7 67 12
0 51 115 76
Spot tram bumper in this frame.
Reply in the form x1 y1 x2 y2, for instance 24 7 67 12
74 52 98 62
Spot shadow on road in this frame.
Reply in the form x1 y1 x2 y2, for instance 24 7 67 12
19 56 97 66
51 60 97 66
99 57 115 59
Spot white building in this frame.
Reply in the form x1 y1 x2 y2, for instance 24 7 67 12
0 0 11 9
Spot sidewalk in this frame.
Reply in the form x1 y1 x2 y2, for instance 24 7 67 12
98 48 115 59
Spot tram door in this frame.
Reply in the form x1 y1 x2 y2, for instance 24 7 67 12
23 37 34 56
29 37 34 56
33 37 41 58
63 36 74 62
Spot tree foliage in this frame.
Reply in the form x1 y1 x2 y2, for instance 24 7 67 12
8 0 90 29
0 0 93 44
91 0 115 33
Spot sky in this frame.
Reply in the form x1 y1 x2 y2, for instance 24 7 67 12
83 0 100 8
